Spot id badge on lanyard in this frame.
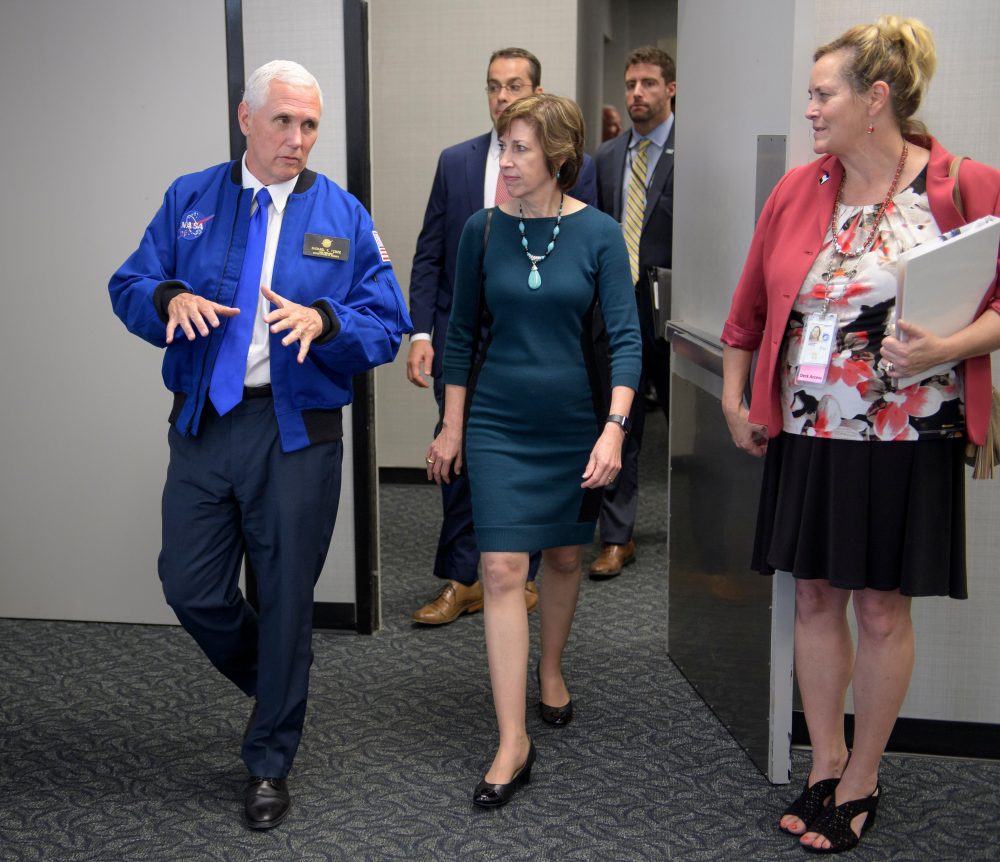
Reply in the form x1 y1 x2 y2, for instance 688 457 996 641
796 312 838 385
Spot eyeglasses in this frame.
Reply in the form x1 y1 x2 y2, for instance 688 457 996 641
486 81 527 96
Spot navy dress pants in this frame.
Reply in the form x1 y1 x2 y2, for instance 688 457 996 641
431 377 480 585
159 396 342 778
598 337 670 544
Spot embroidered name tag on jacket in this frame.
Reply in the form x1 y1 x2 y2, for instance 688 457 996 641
303 234 350 260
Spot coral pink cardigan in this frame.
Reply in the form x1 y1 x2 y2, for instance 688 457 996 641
722 136 1000 445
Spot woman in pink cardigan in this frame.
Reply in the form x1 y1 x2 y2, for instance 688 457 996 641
722 16 1000 854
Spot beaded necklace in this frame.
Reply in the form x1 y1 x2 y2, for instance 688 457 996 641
820 143 908 314
518 192 564 290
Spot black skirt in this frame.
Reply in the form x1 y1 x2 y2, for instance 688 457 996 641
752 432 967 598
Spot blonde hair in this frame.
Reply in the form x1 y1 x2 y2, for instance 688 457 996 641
496 94 585 192
815 16 936 136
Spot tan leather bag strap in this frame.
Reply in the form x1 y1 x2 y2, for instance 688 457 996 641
950 156 968 219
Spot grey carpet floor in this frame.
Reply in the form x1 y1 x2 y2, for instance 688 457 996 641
2 419 998 861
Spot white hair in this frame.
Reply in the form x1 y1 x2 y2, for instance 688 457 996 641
243 60 323 111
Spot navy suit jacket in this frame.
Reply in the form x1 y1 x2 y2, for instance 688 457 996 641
409 131 598 383
595 123 674 347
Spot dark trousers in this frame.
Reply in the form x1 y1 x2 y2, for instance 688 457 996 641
598 338 670 544
435 468 480 585
159 396 342 778
432 377 539 584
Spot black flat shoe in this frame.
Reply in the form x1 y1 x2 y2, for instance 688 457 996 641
472 741 536 808
536 664 573 726
802 785 880 853
244 776 290 830
780 776 839 835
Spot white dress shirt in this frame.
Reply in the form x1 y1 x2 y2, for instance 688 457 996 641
240 156 299 386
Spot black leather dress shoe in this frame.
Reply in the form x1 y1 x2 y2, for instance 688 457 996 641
472 741 536 808
244 776 290 829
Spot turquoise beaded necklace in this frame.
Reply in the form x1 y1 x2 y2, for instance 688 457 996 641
518 193 564 290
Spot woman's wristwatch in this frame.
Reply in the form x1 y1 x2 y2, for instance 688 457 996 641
606 414 632 436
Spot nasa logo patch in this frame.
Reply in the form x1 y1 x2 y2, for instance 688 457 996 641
178 210 215 241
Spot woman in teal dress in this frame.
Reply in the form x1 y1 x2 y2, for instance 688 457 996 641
426 94 642 807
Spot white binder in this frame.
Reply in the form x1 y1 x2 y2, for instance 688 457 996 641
894 214 1000 387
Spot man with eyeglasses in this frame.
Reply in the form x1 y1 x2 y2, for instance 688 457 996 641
589 46 676 579
407 47 597 626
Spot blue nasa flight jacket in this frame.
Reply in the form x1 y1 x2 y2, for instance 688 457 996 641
110 161 412 452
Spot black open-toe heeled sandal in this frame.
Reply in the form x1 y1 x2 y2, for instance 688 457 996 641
802 785 880 854
780 776 840 834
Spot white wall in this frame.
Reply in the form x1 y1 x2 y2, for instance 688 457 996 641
0 0 358 621
598 0 679 144
673 0 809 338
369 0 579 468
817 2 1000 169
0 0 229 623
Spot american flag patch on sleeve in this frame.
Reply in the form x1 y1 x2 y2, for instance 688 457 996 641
372 230 391 262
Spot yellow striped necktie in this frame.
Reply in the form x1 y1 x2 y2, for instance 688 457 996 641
623 138 651 285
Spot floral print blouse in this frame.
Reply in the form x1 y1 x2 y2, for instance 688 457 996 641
781 171 965 441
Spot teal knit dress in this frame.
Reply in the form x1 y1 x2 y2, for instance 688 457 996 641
442 206 642 552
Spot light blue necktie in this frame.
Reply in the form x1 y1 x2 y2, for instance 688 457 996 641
210 187 271 415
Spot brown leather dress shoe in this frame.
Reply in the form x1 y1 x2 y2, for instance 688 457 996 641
411 579 484 625
525 581 539 614
588 540 636 579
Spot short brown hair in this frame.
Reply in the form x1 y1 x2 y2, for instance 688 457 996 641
488 47 541 89
814 16 936 137
496 94 585 192
625 46 675 85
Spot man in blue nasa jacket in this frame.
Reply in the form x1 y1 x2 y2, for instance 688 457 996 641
109 60 411 830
